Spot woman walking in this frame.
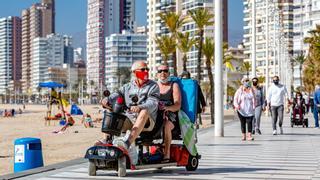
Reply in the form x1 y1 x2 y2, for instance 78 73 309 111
234 77 256 141
252 77 265 135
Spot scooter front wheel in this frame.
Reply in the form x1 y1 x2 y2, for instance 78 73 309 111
118 156 126 177
88 160 97 176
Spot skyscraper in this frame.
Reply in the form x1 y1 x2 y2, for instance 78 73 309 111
243 0 293 88
147 0 228 79
0 17 22 95
86 0 136 89
63 35 74 65
21 0 55 94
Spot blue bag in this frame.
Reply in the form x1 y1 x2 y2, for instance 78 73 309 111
169 77 198 123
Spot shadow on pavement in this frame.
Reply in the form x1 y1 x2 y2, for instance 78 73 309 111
198 143 261 147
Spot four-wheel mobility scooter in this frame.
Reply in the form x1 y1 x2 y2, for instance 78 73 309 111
85 77 201 177
290 96 308 128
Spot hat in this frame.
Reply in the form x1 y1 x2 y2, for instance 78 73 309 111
180 71 191 79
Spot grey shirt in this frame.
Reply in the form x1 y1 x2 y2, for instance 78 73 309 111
108 80 160 121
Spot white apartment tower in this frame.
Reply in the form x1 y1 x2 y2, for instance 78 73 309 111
105 31 147 91
147 0 228 79
86 0 136 89
243 0 294 90
293 0 320 87
31 34 64 93
0 17 13 95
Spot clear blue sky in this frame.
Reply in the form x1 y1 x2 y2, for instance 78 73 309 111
0 0 243 45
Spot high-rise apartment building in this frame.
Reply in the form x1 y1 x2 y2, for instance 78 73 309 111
86 0 136 89
105 31 147 91
147 0 228 79
31 34 64 93
293 0 320 87
0 17 22 95
243 0 293 89
21 0 55 94
63 35 74 65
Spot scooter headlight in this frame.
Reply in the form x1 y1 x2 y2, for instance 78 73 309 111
109 149 115 157
88 149 93 155
97 149 107 156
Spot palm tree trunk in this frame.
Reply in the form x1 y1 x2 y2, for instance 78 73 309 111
290 61 294 97
163 57 169 66
183 54 187 71
197 30 204 83
300 66 302 87
173 50 177 76
206 61 214 124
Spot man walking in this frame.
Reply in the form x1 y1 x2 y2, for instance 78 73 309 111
267 76 289 135
313 85 320 128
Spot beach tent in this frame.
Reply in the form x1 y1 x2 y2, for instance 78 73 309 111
70 104 83 115
39 81 66 88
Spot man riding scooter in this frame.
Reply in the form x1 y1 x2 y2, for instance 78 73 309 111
100 61 160 162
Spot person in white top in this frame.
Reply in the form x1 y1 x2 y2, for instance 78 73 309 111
234 77 256 141
267 76 289 135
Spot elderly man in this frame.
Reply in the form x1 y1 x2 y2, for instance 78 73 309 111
101 61 160 159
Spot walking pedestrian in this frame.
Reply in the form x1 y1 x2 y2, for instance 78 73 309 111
252 77 265 135
233 77 256 141
313 85 320 128
267 76 289 135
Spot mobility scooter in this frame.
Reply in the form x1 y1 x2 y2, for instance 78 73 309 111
290 95 308 128
85 78 201 177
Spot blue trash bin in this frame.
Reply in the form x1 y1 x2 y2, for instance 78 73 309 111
14 137 44 173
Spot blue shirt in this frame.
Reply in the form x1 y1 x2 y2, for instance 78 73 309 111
314 89 320 106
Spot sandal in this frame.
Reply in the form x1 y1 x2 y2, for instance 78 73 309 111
161 158 170 163
247 137 254 141
241 136 246 141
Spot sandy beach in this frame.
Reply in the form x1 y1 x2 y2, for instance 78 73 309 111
0 104 103 175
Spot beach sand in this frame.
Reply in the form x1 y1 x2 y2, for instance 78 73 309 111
0 104 103 175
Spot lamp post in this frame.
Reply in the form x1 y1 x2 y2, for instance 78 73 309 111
266 0 270 92
214 0 224 137
252 0 256 77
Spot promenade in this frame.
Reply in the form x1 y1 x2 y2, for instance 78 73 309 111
3 113 320 179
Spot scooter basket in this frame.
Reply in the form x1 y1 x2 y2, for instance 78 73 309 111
101 111 126 136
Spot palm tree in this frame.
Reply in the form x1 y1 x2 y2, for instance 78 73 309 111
160 11 185 76
257 76 266 84
117 67 131 87
241 62 252 78
188 8 214 83
292 53 306 87
202 37 214 124
154 35 176 66
177 32 197 71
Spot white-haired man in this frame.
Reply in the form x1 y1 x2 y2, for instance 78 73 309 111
101 61 160 162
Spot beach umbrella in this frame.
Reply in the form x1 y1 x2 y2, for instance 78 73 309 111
39 81 66 88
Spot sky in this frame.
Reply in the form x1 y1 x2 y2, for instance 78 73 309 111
0 0 243 46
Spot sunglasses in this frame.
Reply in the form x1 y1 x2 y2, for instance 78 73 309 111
137 67 149 72
158 69 169 73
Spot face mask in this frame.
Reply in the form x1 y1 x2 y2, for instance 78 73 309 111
252 82 258 86
135 71 149 81
159 78 169 84
244 82 251 88
273 80 279 85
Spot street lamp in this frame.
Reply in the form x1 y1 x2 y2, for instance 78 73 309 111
214 0 224 137
252 0 256 77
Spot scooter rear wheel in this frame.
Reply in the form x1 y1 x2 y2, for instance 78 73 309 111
88 160 96 176
186 155 199 171
118 156 126 177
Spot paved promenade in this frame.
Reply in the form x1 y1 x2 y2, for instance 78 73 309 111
4 113 320 179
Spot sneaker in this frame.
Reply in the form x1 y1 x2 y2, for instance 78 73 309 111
113 138 138 165
280 127 283 134
252 130 255 135
257 129 262 135
272 130 277 135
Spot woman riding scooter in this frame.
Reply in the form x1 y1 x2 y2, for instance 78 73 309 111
157 64 181 162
